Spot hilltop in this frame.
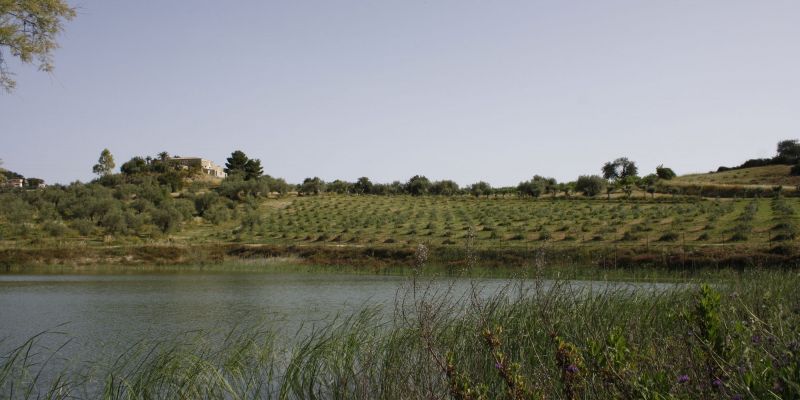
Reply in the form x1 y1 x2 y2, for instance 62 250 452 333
663 165 799 191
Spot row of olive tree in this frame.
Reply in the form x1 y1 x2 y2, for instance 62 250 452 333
293 157 676 199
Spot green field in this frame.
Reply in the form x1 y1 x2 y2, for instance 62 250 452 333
183 195 798 249
668 165 800 188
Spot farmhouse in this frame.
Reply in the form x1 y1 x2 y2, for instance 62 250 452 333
5 178 25 188
167 157 227 178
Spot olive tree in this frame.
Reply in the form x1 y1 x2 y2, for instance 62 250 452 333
575 175 607 197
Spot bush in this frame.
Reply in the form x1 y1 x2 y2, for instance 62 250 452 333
151 207 183 233
99 209 128 235
70 219 95 236
574 175 606 197
43 221 70 237
204 204 231 225
658 232 680 242
194 192 220 216
240 210 262 232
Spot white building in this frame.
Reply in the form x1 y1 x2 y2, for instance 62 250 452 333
167 157 227 178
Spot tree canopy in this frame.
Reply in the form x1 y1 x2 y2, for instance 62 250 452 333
602 157 638 181
405 175 431 196
92 148 115 176
655 164 676 180
575 175 606 197
224 150 263 180
777 139 800 164
0 0 76 92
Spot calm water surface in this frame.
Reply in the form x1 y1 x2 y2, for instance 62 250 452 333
0 269 678 363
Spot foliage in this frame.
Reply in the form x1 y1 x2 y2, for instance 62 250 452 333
299 177 325 195
224 150 263 180
352 177 373 194
2 271 798 399
326 179 352 194
151 205 183 233
405 175 431 196
517 176 554 198
574 175 606 197
92 148 115 177
430 180 460 196
468 181 492 197
218 175 269 200
602 157 638 181
776 139 800 163
655 164 676 180
0 0 76 92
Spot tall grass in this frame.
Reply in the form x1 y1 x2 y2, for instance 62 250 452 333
2 268 798 399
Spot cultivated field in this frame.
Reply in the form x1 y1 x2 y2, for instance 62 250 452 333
193 194 799 249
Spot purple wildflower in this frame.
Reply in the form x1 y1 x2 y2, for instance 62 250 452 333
732 395 743 400
712 378 723 388
494 362 502 370
677 375 689 384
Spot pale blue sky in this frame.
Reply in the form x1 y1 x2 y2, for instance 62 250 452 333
1 0 798 186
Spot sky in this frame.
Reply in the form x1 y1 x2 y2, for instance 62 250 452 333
1 0 799 186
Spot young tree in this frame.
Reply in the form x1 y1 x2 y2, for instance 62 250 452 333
605 185 615 200
655 165 676 180
575 175 606 197
0 0 76 92
299 177 325 195
327 179 352 194
92 149 116 177
120 156 148 175
468 181 492 197
405 175 431 196
429 180 460 196
353 177 373 194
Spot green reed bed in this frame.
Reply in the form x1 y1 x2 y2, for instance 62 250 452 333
1 269 798 399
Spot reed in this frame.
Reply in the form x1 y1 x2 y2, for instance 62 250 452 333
2 267 798 399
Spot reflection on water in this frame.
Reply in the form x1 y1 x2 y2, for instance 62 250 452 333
0 269 680 363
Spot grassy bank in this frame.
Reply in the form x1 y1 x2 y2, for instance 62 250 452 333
2 240 799 273
2 269 798 399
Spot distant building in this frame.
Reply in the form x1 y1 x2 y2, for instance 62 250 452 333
167 157 227 178
6 178 25 188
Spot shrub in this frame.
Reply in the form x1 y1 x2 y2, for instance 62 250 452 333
204 204 231 225
193 192 220 216
574 175 606 197
70 219 95 236
658 232 679 242
240 210 263 232
43 221 70 237
151 207 183 233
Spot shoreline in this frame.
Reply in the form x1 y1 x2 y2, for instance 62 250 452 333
1 242 798 271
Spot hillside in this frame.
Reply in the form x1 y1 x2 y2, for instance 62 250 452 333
668 165 799 188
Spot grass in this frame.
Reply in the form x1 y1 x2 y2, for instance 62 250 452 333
669 164 800 188
2 266 798 399
2 194 800 269
165 195 797 248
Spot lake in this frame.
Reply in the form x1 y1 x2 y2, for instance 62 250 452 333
0 268 683 393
